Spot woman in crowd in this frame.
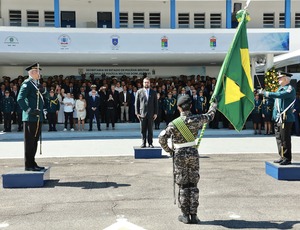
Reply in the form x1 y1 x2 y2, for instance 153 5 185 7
106 93 116 130
154 92 163 130
252 93 262 135
56 86 65 124
75 94 87 131
262 97 274 135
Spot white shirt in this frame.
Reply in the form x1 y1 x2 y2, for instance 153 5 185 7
63 97 75 112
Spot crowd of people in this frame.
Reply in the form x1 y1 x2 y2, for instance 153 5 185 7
0 73 299 134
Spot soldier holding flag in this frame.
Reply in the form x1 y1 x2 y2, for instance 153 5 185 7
158 95 217 224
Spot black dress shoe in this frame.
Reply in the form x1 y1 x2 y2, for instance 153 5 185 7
274 158 284 163
280 159 291 165
25 167 42 171
149 144 154 148
178 214 190 224
140 144 146 148
190 214 200 224
88 129 92 131
98 129 101 131
35 165 45 170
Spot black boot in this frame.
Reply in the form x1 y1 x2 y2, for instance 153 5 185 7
178 214 190 224
190 214 200 224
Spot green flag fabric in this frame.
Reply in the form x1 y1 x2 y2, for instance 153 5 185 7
211 10 254 131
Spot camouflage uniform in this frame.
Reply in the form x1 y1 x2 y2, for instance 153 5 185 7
159 104 216 217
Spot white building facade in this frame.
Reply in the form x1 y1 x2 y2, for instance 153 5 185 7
0 0 299 78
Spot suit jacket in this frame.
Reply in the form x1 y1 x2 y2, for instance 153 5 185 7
88 96 100 111
17 78 45 122
135 88 158 118
119 91 131 106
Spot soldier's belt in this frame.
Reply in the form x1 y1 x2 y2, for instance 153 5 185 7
174 141 196 149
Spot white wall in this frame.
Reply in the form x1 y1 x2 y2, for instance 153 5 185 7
0 65 222 80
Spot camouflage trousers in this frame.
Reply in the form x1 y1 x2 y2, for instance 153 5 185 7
174 147 200 215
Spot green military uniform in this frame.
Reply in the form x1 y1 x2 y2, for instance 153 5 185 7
163 96 176 125
46 93 60 131
159 95 217 224
1 92 14 132
263 72 296 165
17 63 45 171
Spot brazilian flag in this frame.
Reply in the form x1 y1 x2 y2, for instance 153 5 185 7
211 10 254 131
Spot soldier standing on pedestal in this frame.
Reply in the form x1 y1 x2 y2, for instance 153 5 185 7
17 63 45 171
260 72 296 165
159 95 217 224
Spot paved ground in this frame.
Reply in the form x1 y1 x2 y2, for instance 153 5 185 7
1 124 300 230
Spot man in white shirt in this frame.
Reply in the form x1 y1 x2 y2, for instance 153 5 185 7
63 93 75 131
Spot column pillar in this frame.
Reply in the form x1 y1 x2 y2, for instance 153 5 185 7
226 0 232 28
54 0 60 28
115 0 120 28
285 0 291 28
170 0 176 29
264 54 274 73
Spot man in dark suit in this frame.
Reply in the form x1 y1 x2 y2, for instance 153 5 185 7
88 89 101 131
135 77 158 148
10 85 19 124
119 85 131 122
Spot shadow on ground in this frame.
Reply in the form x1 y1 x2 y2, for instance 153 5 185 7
200 219 300 229
45 179 131 189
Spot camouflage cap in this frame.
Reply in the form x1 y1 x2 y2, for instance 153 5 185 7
177 95 191 107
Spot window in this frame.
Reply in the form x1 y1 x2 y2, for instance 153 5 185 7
120 12 128 28
295 13 300 28
178 13 189 28
210 13 221 28
9 10 21 26
279 13 285 28
133 12 144 28
194 13 205 28
263 13 274 28
27 10 39 26
44 11 54 27
149 13 160 28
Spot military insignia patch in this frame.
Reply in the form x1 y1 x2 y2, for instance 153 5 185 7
286 85 292 93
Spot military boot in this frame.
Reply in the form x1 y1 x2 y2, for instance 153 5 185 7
178 214 190 224
190 214 200 224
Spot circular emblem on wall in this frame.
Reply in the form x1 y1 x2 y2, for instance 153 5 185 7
58 34 71 47
4 36 19 46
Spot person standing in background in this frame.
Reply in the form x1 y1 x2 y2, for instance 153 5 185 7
46 89 60 132
75 94 87 131
135 77 158 148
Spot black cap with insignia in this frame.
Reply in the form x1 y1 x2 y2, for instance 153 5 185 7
25 63 42 72
177 95 192 107
278 72 293 78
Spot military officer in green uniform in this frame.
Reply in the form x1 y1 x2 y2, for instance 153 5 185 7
46 89 60 131
1 90 14 132
159 95 217 224
163 91 177 125
260 72 296 165
17 63 45 171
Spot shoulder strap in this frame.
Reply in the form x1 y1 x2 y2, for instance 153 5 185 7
172 117 195 142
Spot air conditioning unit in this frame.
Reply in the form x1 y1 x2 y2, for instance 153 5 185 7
86 21 96 28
